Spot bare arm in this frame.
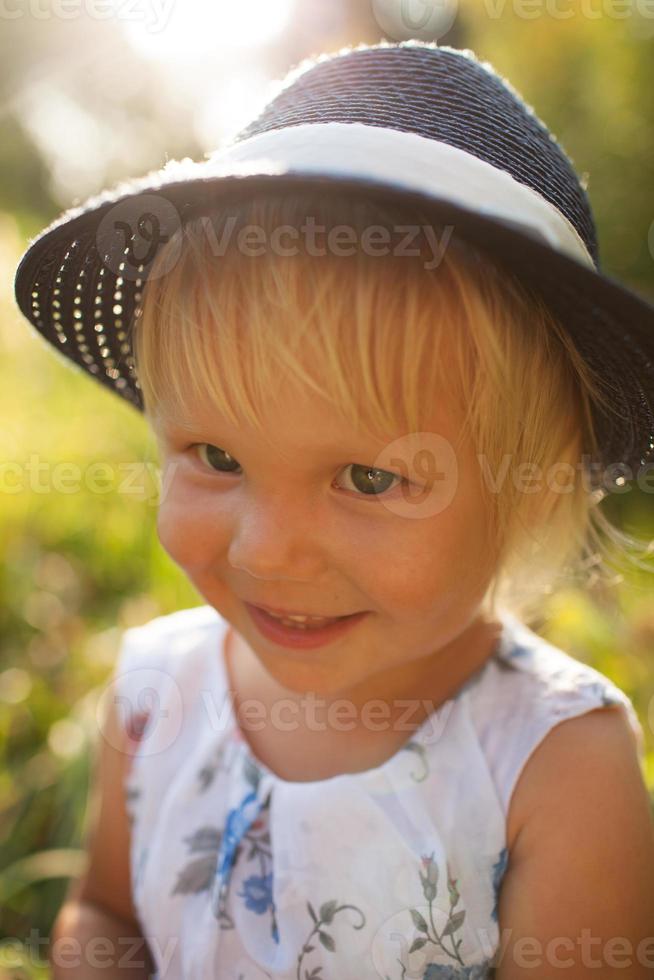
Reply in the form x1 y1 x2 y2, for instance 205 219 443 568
496 706 654 979
50 898 155 978
50 676 156 978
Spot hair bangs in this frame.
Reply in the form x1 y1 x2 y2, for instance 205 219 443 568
132 194 474 452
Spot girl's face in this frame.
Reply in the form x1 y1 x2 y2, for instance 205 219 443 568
153 373 500 703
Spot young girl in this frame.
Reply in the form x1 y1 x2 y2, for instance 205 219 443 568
14 40 654 980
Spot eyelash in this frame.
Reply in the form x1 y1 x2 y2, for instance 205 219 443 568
187 443 408 498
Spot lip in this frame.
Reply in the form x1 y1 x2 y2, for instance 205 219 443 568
245 602 369 650
254 602 354 618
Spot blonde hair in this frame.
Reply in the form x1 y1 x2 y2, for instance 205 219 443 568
130 189 653 627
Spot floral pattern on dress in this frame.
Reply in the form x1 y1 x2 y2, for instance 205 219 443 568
196 741 230 791
172 825 223 897
172 715 500 974
403 740 430 782
172 751 280 938
114 608 642 979
581 680 620 708
388 853 495 980
124 783 141 829
490 847 508 923
506 643 529 659
295 899 367 980
421 964 492 978
122 684 507 977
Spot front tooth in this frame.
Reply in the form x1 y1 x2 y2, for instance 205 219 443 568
270 612 330 623
269 612 336 628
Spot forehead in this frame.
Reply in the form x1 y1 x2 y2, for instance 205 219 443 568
155 387 385 455
154 377 465 467
147 260 471 455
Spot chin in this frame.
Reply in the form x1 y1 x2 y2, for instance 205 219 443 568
256 649 354 697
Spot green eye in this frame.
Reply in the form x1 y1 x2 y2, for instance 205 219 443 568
196 444 241 473
192 445 403 497
341 464 401 496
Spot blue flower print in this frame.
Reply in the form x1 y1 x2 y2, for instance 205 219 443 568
216 788 260 889
238 872 273 914
423 963 491 979
507 643 529 659
490 847 508 922
237 872 280 943
583 680 620 708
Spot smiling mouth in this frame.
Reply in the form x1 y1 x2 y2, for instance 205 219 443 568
251 598 364 619
254 606 350 629
245 602 369 647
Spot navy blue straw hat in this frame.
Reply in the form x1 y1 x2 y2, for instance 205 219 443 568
13 40 654 490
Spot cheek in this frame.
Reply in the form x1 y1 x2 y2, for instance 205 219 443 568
156 480 228 571
364 488 491 615
361 530 460 615
156 499 199 569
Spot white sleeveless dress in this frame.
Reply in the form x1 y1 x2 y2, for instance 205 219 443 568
112 604 645 980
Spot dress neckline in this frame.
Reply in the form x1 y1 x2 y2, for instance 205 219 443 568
214 610 515 788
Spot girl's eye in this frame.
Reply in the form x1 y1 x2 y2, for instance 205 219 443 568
193 443 242 474
191 444 404 497
337 463 403 497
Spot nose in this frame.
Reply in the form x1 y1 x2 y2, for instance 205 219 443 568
227 492 328 581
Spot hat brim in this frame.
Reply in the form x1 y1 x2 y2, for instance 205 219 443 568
13 149 654 486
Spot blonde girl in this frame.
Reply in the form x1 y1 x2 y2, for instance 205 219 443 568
14 40 654 980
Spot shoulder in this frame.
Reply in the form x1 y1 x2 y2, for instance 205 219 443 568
469 613 647 824
112 604 227 742
119 603 222 648
497 703 654 979
115 604 223 674
507 700 650 851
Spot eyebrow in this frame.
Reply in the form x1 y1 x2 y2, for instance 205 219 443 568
155 418 391 460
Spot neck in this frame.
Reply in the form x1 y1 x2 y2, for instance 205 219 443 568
228 611 504 738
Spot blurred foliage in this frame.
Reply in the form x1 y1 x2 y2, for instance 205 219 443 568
461 1 654 294
1 1 653 976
